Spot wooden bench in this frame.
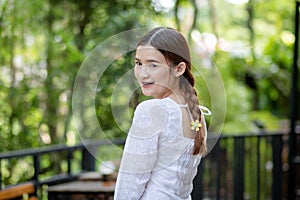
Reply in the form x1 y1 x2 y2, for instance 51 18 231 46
0 182 37 200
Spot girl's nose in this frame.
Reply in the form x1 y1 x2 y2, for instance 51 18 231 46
139 67 149 78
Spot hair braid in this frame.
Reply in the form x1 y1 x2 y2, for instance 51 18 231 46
180 73 207 155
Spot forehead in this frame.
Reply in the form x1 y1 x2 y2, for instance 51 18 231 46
135 45 166 62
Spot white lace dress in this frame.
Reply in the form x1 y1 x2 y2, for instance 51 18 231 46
114 97 208 200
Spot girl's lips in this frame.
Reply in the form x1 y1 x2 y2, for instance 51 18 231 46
141 81 154 88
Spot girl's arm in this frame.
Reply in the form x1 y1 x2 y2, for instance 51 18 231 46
114 100 167 200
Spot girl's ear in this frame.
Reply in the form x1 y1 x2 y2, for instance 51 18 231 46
174 62 186 77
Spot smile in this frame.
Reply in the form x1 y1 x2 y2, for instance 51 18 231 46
142 81 154 87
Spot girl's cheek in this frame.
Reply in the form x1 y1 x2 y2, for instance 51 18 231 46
134 69 139 79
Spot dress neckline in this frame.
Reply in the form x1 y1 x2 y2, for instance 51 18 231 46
165 97 194 121
165 97 211 116
165 97 187 107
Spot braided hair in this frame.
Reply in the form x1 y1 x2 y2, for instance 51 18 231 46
137 27 207 155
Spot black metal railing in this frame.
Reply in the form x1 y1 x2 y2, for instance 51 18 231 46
192 131 288 200
0 132 290 199
0 138 125 190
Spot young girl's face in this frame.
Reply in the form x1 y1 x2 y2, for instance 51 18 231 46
134 45 177 99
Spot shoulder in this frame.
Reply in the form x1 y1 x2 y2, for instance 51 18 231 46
135 99 164 110
134 98 181 118
132 99 168 128
136 98 182 136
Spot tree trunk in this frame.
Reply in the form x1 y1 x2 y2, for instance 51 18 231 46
208 0 218 38
45 0 58 142
63 0 94 140
188 0 198 38
174 0 181 31
8 0 17 137
247 0 255 60
246 0 259 110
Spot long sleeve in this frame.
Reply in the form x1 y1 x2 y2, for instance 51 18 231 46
114 100 168 200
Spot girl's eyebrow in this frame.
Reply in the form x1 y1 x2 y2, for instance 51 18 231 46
135 58 160 63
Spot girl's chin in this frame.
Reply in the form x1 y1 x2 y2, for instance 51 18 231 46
141 89 153 97
141 90 164 99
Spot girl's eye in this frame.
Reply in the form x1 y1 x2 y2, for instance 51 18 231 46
135 61 142 67
134 62 158 69
149 64 158 68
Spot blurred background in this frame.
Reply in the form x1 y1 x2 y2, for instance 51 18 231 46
0 0 298 199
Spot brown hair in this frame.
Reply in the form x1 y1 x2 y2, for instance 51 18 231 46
137 27 207 155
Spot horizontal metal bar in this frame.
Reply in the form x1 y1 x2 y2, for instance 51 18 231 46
0 138 126 159
293 156 300 164
216 131 289 139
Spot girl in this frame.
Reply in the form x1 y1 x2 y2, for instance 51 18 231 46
114 27 209 200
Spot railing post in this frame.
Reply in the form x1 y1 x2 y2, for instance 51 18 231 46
216 140 221 200
256 136 261 200
272 135 283 200
33 155 40 183
67 149 73 174
191 159 204 200
233 137 244 200
0 159 2 190
288 1 300 199
82 146 96 171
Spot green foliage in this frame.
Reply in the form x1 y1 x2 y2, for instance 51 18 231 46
0 0 296 190
0 0 157 150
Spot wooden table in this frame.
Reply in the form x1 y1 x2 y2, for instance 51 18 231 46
48 180 115 200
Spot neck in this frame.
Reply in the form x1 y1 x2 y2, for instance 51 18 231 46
166 88 186 105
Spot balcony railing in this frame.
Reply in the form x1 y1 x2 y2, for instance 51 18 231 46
192 131 288 200
0 132 290 199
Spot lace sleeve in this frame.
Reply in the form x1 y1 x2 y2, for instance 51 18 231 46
114 100 167 200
